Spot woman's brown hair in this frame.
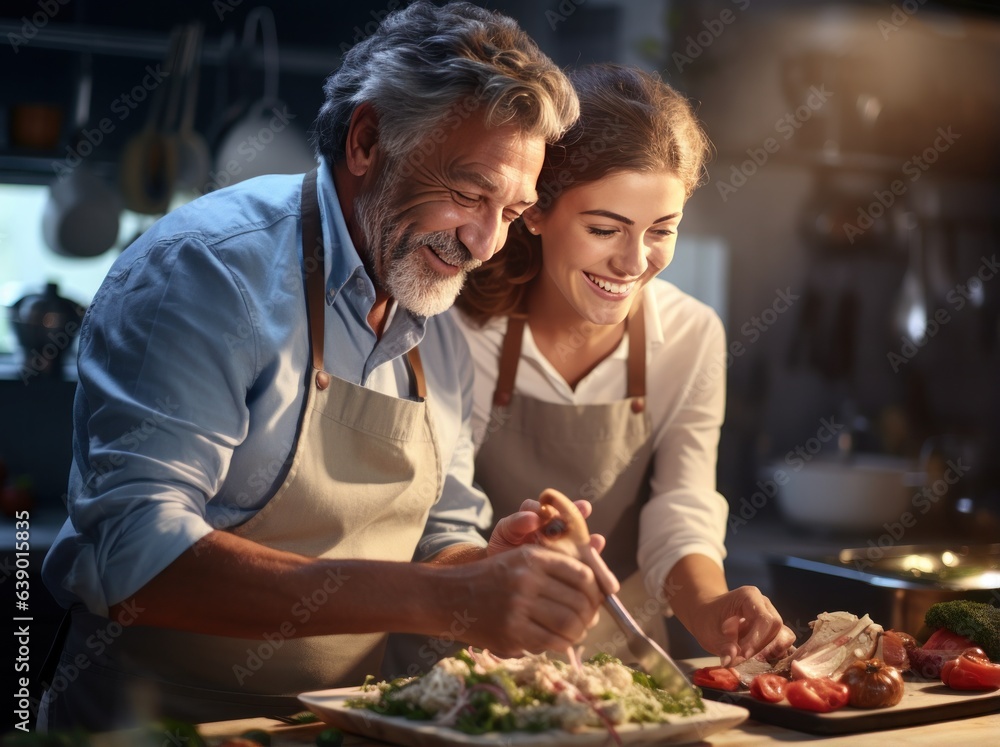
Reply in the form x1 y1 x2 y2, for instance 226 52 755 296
456 63 711 325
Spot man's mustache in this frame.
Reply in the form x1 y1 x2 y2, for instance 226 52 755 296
401 230 480 272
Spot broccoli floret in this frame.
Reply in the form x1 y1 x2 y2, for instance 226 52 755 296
924 600 1000 661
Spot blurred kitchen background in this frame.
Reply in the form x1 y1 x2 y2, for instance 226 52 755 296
2 0 999 670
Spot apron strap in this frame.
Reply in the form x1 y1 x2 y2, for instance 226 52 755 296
491 295 647 406
301 168 325 373
493 314 527 407
300 168 425 398
407 347 427 399
626 296 646 399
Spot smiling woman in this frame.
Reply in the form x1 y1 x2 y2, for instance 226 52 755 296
447 62 796 675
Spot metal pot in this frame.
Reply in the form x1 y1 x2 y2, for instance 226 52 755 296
8 282 86 377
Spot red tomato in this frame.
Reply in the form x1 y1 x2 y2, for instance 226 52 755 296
691 665 741 691
749 673 788 703
785 678 849 713
940 647 1000 691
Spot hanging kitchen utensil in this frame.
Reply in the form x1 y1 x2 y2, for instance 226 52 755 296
828 285 859 383
173 23 211 193
213 7 315 185
892 214 928 345
42 52 122 258
786 280 823 369
119 26 182 214
924 217 956 304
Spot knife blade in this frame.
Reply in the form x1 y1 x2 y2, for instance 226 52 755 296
533 489 700 699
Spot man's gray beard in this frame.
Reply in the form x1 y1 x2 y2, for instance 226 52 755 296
354 162 480 318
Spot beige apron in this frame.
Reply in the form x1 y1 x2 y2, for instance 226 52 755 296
41 169 442 728
474 301 668 661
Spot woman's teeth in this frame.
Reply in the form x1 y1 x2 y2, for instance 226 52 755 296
586 273 635 295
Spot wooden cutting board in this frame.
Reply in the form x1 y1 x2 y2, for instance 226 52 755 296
698 675 1000 735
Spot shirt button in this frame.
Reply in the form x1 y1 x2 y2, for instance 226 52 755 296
631 398 645 414
316 371 331 390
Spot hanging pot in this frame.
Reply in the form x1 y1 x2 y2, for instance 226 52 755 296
42 53 122 258
212 7 315 186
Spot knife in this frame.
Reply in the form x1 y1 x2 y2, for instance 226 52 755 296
534 489 701 700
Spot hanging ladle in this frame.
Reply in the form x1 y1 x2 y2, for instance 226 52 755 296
893 213 928 345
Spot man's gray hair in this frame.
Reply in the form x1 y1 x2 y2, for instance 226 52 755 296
313 1 578 163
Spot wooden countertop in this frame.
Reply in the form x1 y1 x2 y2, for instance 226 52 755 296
196 711 1000 746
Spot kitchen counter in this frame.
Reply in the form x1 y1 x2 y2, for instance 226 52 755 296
182 654 1000 746
193 703 1000 746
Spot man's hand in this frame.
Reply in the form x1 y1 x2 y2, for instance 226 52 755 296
487 497 606 556
449 544 604 656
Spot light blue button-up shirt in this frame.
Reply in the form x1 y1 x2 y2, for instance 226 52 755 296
42 161 491 616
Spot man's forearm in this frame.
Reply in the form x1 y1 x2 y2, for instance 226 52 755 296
108 530 466 639
425 542 488 565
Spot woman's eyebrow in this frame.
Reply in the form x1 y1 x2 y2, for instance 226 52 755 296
580 209 634 225
579 209 683 224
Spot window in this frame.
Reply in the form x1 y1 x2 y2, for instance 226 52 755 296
0 183 156 357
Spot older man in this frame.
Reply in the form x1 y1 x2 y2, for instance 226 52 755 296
39 1 601 729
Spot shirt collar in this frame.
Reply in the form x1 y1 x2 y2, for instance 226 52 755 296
315 157 368 304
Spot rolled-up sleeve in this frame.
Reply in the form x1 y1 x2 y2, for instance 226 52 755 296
43 236 258 615
638 311 729 608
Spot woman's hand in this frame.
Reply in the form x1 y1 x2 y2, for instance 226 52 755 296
665 555 795 666
691 587 796 666
487 497 606 556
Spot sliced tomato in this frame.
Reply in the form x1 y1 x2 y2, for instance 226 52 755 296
749 673 788 703
691 665 741 691
940 647 1000 691
785 678 849 713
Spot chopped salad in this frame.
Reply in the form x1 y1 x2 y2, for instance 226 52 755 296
347 648 704 738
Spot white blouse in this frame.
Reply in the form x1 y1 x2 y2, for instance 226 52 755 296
451 278 731 603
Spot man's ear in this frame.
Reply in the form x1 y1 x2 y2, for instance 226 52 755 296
343 102 381 177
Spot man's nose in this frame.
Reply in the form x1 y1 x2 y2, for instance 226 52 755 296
457 211 505 262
